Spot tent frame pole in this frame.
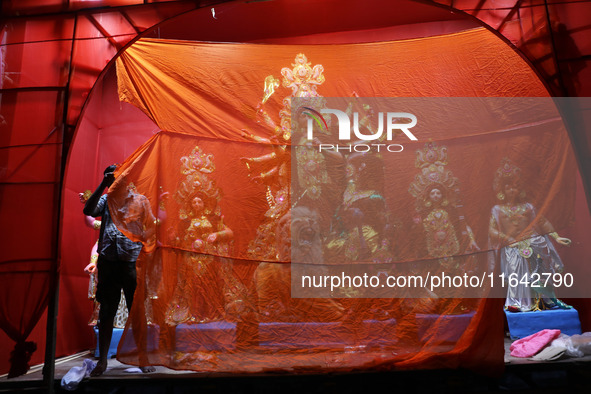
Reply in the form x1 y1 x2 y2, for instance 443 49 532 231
42 13 79 394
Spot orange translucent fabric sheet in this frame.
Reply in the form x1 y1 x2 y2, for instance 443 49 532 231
110 28 575 374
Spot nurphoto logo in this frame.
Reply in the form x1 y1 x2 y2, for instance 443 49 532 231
303 106 418 153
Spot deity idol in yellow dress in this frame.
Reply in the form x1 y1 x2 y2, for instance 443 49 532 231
408 143 479 310
166 146 242 325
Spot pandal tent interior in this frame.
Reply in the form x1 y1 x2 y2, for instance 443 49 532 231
1 0 591 382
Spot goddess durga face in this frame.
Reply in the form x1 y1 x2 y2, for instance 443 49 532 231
429 188 443 204
191 196 204 214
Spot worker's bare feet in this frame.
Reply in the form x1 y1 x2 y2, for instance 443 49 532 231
140 366 155 373
90 361 107 377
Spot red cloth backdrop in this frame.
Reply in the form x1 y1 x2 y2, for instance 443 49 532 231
0 1 201 376
2 0 590 378
106 29 577 374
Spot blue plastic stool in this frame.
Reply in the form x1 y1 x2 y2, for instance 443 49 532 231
93 326 124 358
505 308 582 340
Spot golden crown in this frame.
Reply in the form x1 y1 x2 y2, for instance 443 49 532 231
493 158 522 193
408 143 459 210
180 146 215 176
281 53 325 98
177 146 221 215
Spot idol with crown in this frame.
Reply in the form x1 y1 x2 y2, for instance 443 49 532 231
241 54 326 263
489 158 572 312
409 143 479 261
408 143 479 308
165 146 246 325
241 54 347 321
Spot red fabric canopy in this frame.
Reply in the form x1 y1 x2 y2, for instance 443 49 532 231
1 0 590 378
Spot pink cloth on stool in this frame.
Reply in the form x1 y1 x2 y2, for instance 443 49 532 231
510 329 561 358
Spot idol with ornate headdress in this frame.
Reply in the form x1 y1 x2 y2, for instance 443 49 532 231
242 54 345 321
489 158 572 312
165 146 245 325
241 53 326 262
409 142 479 271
